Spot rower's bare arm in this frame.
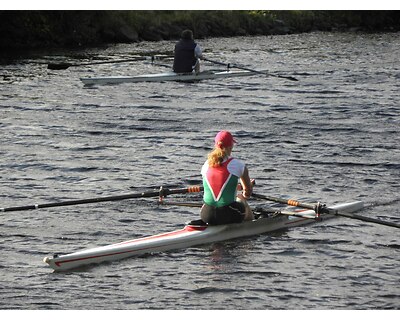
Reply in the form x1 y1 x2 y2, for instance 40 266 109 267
240 166 252 199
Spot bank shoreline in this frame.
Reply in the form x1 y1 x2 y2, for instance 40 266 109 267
1 11 399 52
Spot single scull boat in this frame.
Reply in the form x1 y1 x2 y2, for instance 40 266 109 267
43 201 363 271
80 69 259 86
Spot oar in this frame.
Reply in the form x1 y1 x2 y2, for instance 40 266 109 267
252 193 400 229
0 186 203 213
203 57 298 81
47 57 150 70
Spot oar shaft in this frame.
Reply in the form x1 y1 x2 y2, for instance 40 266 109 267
203 58 298 81
1 186 203 212
73 57 147 66
203 58 228 67
47 57 148 70
1 191 159 212
336 211 400 229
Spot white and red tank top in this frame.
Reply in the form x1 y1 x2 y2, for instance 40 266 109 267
201 157 245 207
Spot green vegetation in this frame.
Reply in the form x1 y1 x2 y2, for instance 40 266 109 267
1 10 399 50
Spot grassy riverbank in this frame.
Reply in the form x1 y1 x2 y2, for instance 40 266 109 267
1 10 399 50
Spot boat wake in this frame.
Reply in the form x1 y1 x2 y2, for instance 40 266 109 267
366 198 400 208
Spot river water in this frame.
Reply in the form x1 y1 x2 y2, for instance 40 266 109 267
1 32 399 310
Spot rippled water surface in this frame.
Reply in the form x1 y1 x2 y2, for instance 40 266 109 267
1 32 399 310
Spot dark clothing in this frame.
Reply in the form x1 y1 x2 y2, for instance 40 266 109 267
173 39 197 73
200 201 246 225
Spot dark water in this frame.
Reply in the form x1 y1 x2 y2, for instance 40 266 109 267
1 32 399 310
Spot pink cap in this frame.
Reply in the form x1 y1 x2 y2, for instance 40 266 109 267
214 130 236 148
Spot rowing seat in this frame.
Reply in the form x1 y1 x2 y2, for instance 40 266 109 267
187 219 207 226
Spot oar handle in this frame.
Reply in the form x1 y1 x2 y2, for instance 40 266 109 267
160 185 203 197
252 193 322 212
159 180 253 197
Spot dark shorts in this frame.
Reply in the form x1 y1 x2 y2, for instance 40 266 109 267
200 202 246 225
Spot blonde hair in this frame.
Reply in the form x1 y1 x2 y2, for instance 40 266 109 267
207 147 229 167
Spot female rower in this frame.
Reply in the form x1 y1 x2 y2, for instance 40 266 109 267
200 130 253 225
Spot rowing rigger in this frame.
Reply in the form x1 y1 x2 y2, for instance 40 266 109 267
43 201 364 271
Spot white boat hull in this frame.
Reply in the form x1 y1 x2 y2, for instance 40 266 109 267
43 201 363 271
80 70 258 86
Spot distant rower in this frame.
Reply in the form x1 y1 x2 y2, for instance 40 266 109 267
173 29 203 74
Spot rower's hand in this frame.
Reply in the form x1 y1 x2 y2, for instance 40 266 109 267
242 190 251 200
237 193 249 202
